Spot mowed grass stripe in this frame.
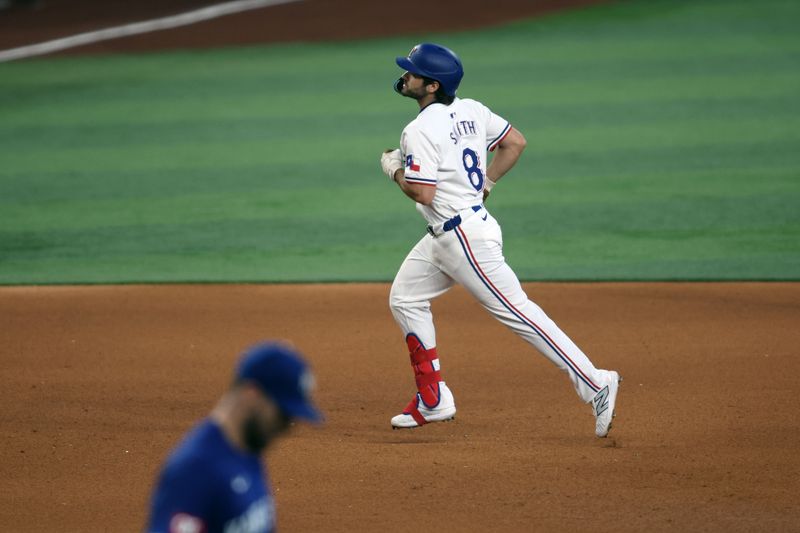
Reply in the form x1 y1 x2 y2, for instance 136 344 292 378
0 0 798 283
3 92 799 156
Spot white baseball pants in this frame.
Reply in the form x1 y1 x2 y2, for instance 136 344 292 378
389 207 605 403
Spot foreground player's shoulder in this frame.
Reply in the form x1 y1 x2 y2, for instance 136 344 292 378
160 453 216 495
162 441 224 492
163 422 229 486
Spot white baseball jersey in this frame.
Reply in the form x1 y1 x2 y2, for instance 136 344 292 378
399 97 511 225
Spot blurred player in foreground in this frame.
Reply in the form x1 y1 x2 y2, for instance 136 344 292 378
146 342 322 533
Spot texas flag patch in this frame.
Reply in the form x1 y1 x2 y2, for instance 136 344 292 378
405 154 421 172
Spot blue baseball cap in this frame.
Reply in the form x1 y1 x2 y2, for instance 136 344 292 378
236 342 322 423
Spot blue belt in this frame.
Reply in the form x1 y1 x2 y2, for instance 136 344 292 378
427 205 482 237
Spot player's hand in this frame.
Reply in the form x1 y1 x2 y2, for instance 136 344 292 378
381 149 403 182
483 178 497 201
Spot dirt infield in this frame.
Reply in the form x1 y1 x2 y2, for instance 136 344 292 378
1 283 799 531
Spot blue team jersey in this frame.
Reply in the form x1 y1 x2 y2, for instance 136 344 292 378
147 419 276 533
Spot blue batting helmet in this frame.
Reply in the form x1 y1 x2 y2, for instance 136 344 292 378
395 43 464 96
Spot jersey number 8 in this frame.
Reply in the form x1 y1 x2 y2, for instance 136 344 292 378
462 148 484 191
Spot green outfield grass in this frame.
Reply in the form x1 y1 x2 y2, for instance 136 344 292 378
1 0 798 283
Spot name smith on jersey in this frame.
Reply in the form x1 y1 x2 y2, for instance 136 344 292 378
449 119 477 144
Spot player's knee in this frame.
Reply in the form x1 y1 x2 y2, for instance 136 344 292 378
389 285 418 315
388 287 405 314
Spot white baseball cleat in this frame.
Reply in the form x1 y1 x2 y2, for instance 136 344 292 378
592 370 621 438
391 382 456 429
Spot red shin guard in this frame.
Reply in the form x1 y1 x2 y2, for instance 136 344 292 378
406 334 441 408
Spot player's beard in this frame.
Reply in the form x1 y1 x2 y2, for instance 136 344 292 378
242 414 271 452
397 78 427 101
241 410 290 453
404 86 428 101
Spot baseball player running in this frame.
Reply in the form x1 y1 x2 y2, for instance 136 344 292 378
380 43 620 437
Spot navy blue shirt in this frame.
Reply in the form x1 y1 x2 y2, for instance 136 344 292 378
147 419 275 533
